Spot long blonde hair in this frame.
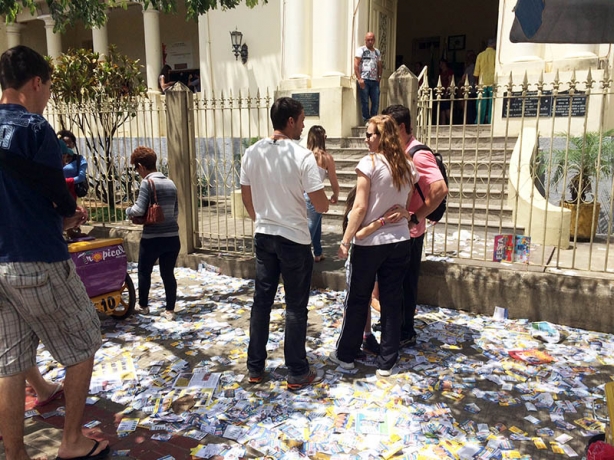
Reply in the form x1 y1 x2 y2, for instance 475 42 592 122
368 115 413 191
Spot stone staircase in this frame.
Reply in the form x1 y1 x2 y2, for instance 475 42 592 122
323 125 524 234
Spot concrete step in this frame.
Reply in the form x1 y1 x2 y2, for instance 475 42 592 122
327 137 368 149
446 201 515 220
322 210 523 234
323 183 513 206
350 123 501 138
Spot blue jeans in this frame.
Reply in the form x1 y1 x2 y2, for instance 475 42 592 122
359 79 380 122
247 233 313 377
305 194 322 257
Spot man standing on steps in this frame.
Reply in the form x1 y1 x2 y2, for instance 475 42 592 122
381 104 448 346
241 96 329 390
355 32 382 123
474 38 496 124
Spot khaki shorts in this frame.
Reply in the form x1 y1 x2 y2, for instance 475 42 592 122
0 259 102 377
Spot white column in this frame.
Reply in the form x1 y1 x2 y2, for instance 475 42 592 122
142 7 163 92
40 15 62 58
312 0 347 77
5 23 24 49
92 23 109 58
282 0 312 79
197 14 213 96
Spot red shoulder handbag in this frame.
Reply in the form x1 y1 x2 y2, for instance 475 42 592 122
131 179 165 225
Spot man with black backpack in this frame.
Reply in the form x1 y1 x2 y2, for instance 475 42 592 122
382 105 448 346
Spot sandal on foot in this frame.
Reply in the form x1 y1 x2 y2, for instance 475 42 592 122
35 383 64 407
56 440 110 460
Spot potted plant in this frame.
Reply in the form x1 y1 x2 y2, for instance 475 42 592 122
543 130 614 240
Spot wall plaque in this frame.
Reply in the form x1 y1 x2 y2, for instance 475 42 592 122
502 90 587 118
292 93 320 117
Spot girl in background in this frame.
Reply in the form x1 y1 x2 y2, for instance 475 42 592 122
305 126 340 262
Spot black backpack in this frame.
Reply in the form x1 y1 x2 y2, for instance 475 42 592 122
408 144 448 222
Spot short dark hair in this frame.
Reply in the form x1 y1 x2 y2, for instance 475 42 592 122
0 46 51 91
270 97 303 131
382 104 411 135
131 146 157 170
57 129 77 144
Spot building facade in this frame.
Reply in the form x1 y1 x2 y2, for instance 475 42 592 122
1 0 613 136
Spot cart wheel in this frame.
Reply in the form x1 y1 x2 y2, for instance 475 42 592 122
111 274 136 320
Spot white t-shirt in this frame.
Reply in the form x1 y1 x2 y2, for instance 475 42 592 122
354 153 415 246
240 138 324 244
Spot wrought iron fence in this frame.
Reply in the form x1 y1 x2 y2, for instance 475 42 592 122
415 67 614 274
46 97 167 225
192 89 272 254
46 72 614 272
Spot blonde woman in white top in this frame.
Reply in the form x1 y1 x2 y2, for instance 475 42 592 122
305 125 340 262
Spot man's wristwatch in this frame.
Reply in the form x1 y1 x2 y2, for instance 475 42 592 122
410 214 419 225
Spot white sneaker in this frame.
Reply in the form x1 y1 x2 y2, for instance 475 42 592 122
136 306 149 315
376 368 392 377
329 351 355 370
162 310 175 320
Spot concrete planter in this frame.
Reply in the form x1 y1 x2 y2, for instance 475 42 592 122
562 201 601 241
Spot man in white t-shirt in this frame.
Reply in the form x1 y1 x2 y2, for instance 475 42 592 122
354 32 382 123
240 97 329 390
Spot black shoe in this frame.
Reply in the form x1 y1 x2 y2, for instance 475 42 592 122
372 321 382 332
400 333 417 348
287 368 323 391
362 334 380 355
248 370 265 384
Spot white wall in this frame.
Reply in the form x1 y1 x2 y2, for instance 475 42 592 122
198 0 282 95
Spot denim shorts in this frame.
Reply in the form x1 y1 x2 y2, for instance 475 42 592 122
0 260 102 376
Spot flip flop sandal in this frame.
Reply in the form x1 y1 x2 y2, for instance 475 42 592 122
56 440 111 460
34 383 64 407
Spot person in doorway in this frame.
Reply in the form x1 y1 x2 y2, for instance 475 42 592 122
331 115 415 377
458 50 477 124
241 97 329 390
126 146 180 321
381 104 448 347
474 39 496 124
0 45 108 460
159 64 176 93
437 59 454 125
355 32 383 123
305 125 340 262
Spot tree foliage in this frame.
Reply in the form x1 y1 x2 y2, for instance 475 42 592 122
50 46 147 205
1 0 268 32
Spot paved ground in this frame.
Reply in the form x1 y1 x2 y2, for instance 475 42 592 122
3 262 614 460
